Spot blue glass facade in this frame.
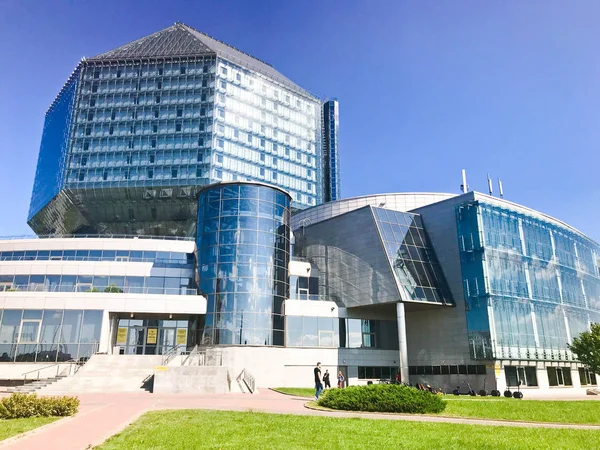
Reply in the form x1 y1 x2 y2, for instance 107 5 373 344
457 200 600 361
322 100 340 202
28 69 79 221
196 182 291 345
28 23 326 236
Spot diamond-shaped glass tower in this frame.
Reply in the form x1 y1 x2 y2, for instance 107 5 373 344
28 23 332 236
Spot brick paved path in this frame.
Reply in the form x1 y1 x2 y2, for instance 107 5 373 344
1 389 600 449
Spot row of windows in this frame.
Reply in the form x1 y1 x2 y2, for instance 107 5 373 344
358 366 400 380
68 166 208 183
409 365 487 376
84 76 215 94
79 105 212 121
0 250 193 263
85 61 216 79
0 274 194 290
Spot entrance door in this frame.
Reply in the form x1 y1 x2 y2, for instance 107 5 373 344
160 328 176 355
126 326 146 354
19 320 41 343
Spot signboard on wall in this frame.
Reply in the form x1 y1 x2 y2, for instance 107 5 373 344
116 328 128 345
176 328 187 345
147 328 158 345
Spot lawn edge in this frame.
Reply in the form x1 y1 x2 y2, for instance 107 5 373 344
0 416 69 446
303 401 600 427
269 388 312 397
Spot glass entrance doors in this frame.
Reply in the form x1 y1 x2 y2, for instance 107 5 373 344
116 319 189 355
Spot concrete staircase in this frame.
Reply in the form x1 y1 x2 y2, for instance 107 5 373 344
6 376 67 394
38 355 163 394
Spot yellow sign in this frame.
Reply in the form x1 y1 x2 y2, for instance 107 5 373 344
147 328 158 345
176 328 187 345
116 328 128 345
155 366 168 371
495 367 502 376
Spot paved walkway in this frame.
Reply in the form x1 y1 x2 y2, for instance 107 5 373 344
2 389 600 449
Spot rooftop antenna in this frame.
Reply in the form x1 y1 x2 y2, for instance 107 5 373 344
498 178 504 198
460 169 469 194
487 174 493 196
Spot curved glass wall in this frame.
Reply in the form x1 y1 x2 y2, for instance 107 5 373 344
196 182 291 345
457 200 600 361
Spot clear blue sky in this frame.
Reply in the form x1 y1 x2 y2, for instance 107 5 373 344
1 0 599 238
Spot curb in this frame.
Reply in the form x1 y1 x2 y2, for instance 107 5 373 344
302 401 600 429
0 416 73 448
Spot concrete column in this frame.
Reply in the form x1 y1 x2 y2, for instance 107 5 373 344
98 310 111 354
396 302 409 383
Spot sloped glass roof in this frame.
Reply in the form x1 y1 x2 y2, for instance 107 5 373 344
89 22 311 97
371 207 454 305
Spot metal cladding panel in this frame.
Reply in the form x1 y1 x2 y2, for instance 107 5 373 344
296 206 400 307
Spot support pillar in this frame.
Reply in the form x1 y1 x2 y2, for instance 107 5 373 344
396 302 409 384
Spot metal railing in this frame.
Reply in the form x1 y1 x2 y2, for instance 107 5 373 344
288 293 329 301
182 347 223 367
161 345 183 365
0 234 194 241
22 360 85 382
1 285 198 296
239 368 256 393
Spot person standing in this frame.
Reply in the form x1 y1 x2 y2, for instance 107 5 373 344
314 362 323 400
337 370 345 388
323 369 331 389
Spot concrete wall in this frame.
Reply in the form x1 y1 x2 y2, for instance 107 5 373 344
153 366 230 394
218 346 399 388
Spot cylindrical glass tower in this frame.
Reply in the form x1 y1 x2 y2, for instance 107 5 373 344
196 182 291 346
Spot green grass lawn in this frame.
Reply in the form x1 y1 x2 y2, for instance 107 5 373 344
443 399 600 424
0 417 59 441
273 387 600 424
97 410 600 450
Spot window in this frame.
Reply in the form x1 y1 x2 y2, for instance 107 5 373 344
201 108 206 116
177 108 183 117
272 173 277 181
89 98 96 107
103 171 108 181
216 169 222 179
233 129 239 139
85 127 91 136
126 155 131 165
128 140 133 149
91 83 98 93
124 170 130 180
81 157 87 167
247 134 252 144
83 142 89 151
260 139 265 148
147 169 153 179
216 155 223 163
151 139 156 148
111 111 116 120
217 139 224 148
176 123 182 132
196 168 202 178
117 69 121 78
154 109 159 119
218 108 225 118
236 73 241 82
149 153 155 163
157 81 162 90
260 168 265 176
109 126 114 135
260 154 265 162
202 79 207 87
357 367 399 380
78 173 85 181
155 96 160 104
221 80 226 89
221 67 228 76
171 169 178 178
198 138 204 146
158 67 163 76
217 124 224 133
547 367 573 386
180 67 186 75
153 124 158 133
307 169 312 177
93 71 100 79
273 144 278 152
578 368 598 386
272 157 278 166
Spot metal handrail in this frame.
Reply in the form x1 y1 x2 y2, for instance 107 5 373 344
239 368 256 393
22 360 83 382
2 285 198 296
181 345 199 366
161 345 183 365
0 234 194 241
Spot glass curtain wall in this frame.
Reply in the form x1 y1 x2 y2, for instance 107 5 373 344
197 182 291 346
0 309 102 362
457 200 600 361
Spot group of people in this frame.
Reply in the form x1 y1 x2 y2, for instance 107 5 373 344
313 362 345 400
